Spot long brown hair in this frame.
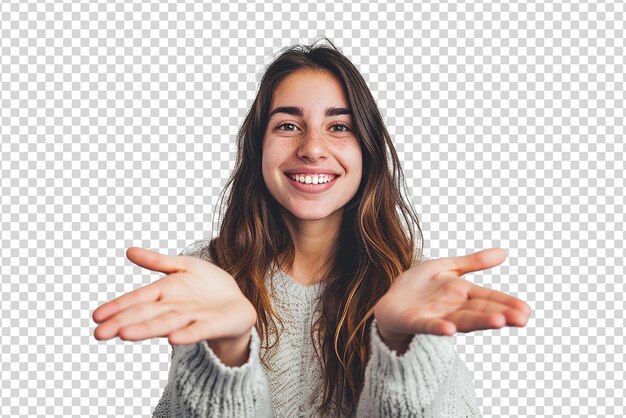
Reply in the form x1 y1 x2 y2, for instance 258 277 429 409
204 37 424 416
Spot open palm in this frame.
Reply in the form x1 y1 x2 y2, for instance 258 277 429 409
92 247 257 346
374 248 532 339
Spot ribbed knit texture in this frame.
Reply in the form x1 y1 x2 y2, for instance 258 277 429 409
153 241 482 417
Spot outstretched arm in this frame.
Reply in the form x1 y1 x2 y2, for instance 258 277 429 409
153 326 273 417
356 317 481 417
357 248 531 417
92 242 274 417
152 242 274 417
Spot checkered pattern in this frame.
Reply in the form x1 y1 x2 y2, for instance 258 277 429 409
1 1 624 417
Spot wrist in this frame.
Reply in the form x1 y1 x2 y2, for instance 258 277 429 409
207 330 252 367
376 322 413 355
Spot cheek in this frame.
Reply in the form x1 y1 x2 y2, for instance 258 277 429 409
261 144 283 182
347 144 363 179
261 140 273 170
261 160 275 190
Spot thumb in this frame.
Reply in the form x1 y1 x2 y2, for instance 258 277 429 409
449 247 507 276
126 247 192 274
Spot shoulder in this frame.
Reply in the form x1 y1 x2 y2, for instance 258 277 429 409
178 239 213 263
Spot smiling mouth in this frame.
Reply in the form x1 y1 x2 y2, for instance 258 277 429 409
285 173 338 184
284 173 340 193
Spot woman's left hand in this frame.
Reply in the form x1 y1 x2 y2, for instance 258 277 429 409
374 248 532 348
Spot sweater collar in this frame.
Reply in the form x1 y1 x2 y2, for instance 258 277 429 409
269 267 324 303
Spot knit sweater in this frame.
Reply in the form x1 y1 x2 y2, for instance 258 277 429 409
153 241 482 417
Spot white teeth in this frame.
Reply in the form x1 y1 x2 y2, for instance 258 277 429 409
288 174 336 184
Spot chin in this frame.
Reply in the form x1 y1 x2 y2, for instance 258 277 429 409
286 205 340 221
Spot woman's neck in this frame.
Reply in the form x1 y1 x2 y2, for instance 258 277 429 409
280 209 342 285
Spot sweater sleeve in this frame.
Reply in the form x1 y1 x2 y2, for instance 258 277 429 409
152 240 274 417
355 317 482 418
152 326 273 417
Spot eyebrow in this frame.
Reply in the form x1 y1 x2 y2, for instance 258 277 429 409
268 106 352 118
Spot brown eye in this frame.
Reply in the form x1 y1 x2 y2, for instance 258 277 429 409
277 123 297 131
331 123 351 132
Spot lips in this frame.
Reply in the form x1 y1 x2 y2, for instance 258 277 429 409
284 168 341 176
284 173 339 194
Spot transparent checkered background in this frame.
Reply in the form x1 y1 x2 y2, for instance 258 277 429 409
1 1 624 417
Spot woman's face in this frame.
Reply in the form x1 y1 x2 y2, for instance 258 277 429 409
262 69 363 222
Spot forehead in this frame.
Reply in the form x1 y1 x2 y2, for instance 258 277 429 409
270 69 349 109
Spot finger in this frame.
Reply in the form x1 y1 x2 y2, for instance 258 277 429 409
92 281 163 324
168 319 225 345
445 309 507 333
118 310 197 342
412 317 457 336
462 298 530 327
94 301 184 340
126 247 195 275
467 284 532 315
453 248 507 275
422 248 507 278
168 320 207 345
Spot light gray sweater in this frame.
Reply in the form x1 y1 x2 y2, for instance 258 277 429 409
153 241 482 417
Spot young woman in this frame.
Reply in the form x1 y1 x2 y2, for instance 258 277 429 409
92 39 531 417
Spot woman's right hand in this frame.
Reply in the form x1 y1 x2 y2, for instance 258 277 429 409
92 247 257 348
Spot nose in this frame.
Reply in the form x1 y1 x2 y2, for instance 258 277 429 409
296 128 329 162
